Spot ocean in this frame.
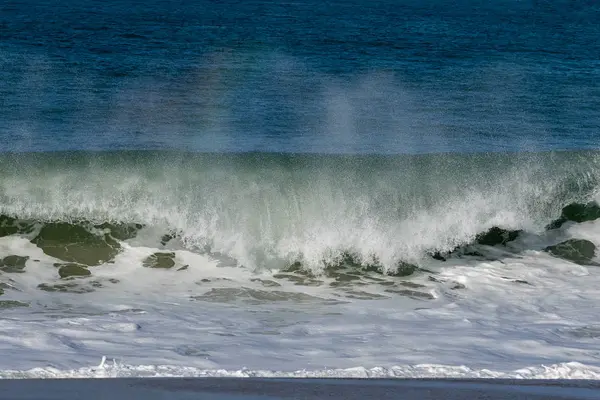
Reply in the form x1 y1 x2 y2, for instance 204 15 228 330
1 0 600 380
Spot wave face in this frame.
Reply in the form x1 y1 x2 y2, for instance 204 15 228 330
1 150 600 274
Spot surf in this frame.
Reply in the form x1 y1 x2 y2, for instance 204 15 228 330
1 150 599 275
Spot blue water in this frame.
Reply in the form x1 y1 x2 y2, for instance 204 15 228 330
1 0 599 153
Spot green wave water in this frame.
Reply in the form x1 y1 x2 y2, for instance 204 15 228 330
1 150 599 273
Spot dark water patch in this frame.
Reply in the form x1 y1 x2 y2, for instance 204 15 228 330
501 276 533 286
250 278 281 287
360 261 419 277
108 308 146 315
38 282 95 294
173 345 211 358
430 252 447 261
195 278 233 284
431 226 521 261
329 280 368 288
383 263 419 277
55 263 92 279
476 227 522 247
191 287 341 305
160 232 178 246
0 215 35 238
547 202 600 230
359 275 387 283
281 262 308 275
37 278 119 293
247 329 282 336
428 276 466 291
31 223 121 266
450 282 466 290
383 288 435 300
143 252 176 269
327 270 368 288
272 273 324 287
0 300 29 309
514 279 532 286
0 279 19 293
117 32 147 40
561 326 600 339
398 281 427 289
0 255 29 273
461 250 488 258
373 280 395 286
283 254 419 279
94 222 144 241
545 239 598 266
330 272 362 282
276 255 427 290
213 332 237 337
335 289 388 300
425 276 465 290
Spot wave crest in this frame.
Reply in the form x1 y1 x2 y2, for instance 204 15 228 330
1 151 599 273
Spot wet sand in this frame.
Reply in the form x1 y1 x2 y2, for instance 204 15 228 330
1 378 600 400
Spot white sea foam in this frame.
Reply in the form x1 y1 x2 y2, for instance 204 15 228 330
1 220 600 375
1 152 600 378
2 359 600 380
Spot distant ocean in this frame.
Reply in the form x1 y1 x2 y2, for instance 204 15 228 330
1 0 600 379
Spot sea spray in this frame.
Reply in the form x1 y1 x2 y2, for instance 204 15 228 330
1 150 599 273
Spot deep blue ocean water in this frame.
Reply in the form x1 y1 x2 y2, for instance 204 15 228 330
1 0 599 154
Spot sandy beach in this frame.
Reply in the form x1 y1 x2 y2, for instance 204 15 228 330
1 378 600 400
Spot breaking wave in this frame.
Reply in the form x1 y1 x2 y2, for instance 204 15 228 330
1 150 599 274
2 358 600 380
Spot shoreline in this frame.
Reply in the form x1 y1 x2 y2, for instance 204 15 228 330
1 377 599 400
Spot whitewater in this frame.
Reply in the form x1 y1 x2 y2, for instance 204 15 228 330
1 150 600 379
2 0 600 384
